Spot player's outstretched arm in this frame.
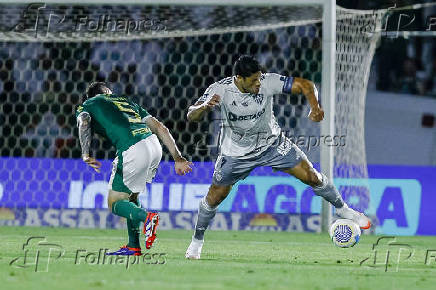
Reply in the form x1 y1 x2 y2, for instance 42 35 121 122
186 94 220 122
291 78 324 122
77 112 101 173
145 117 193 176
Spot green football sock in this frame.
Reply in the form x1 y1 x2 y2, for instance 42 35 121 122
127 218 141 248
112 199 148 223
126 199 141 248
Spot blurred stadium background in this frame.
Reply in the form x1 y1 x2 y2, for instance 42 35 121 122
0 0 435 238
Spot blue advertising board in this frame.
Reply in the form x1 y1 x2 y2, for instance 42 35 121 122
0 158 435 235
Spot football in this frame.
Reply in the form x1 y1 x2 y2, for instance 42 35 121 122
329 219 361 248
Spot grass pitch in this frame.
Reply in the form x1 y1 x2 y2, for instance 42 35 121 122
1 226 436 290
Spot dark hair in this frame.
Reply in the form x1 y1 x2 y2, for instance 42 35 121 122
233 55 262 78
84 82 109 100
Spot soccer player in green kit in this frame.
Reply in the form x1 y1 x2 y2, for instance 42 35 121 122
76 82 193 256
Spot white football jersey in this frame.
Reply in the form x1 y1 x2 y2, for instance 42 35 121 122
198 73 294 158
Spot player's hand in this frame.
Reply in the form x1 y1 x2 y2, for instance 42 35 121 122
174 157 193 176
82 155 102 173
308 106 324 122
203 94 221 110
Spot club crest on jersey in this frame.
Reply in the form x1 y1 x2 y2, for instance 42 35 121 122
213 170 223 181
253 94 264 105
277 138 293 156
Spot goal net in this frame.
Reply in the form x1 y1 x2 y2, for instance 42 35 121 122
0 1 384 230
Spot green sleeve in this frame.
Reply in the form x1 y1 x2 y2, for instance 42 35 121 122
75 98 97 123
75 104 89 119
137 105 150 119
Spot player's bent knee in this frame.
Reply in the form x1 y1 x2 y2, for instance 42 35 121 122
206 184 232 207
129 192 139 203
107 190 130 212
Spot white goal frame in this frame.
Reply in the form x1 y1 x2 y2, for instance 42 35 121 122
0 0 337 232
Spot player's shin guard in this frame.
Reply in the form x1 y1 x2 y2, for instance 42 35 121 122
193 197 217 241
312 173 344 208
127 199 141 248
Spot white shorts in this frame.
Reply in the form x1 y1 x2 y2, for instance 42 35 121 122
109 134 162 194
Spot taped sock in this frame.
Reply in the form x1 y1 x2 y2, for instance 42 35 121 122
127 199 141 248
312 174 344 208
193 197 217 241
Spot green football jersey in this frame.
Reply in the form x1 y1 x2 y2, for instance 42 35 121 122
76 94 153 152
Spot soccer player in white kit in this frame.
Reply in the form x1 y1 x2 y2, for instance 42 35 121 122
185 55 371 259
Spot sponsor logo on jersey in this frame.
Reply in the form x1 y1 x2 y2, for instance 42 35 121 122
228 108 266 122
132 127 151 136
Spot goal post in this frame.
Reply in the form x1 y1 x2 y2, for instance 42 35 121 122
320 0 336 233
0 0 384 232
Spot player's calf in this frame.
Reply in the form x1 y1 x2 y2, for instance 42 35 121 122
284 159 323 188
195 197 218 239
186 195 219 260
110 193 161 248
312 173 344 208
313 173 371 229
193 184 231 241
186 183 232 259
205 184 233 207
